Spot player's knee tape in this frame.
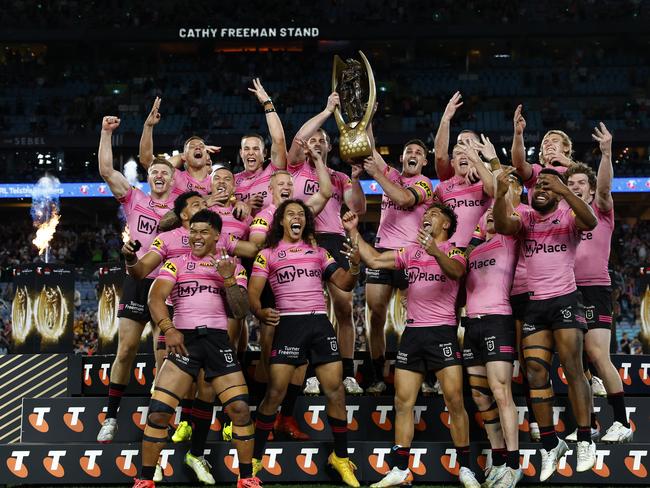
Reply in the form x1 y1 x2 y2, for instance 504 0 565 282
150 386 181 413
143 418 169 443
480 401 500 425
217 384 249 408
468 374 492 396
523 346 554 404
232 421 254 441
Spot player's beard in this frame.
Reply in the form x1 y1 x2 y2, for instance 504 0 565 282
531 196 557 213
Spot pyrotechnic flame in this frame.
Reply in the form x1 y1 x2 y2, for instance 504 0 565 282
122 224 130 243
32 210 60 255
124 159 142 188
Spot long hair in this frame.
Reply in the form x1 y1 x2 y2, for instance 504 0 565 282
265 199 317 249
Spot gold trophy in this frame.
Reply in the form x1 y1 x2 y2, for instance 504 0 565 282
332 51 376 162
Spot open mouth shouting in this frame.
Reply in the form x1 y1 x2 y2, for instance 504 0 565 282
422 220 432 233
191 237 205 252
407 158 418 169
193 148 203 159
153 177 166 191
534 190 550 206
280 188 291 200
289 221 302 237
213 184 228 197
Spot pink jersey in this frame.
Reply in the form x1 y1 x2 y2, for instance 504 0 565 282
234 163 280 211
249 203 276 242
524 163 569 189
149 226 236 261
575 200 613 286
375 166 434 249
510 203 530 296
519 205 581 300
394 241 466 327
434 175 490 248
172 170 212 196
208 204 253 242
289 161 353 235
157 252 247 330
466 234 518 316
118 187 175 277
251 240 339 315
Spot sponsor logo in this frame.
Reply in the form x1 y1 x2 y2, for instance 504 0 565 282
520 449 536 477
625 407 637 432
28 407 51 432
43 450 66 478
255 253 267 268
372 405 393 431
440 448 460 476
63 406 86 432
592 449 610 477
444 197 486 209
625 450 648 477
407 267 447 284
296 447 319 475
151 237 163 249
414 180 433 199
557 449 573 477
515 406 530 432
469 258 496 270
277 265 322 283
552 406 566 432
210 406 223 432
345 404 359 431
486 339 495 352
619 362 633 385
80 450 102 477
116 449 139 477
162 261 178 275
137 215 158 234
83 363 93 386
159 448 175 477
177 280 221 297
182 235 190 246
187 262 195 270
523 240 567 257
557 366 568 385
133 406 148 430
303 179 319 195
256 448 283 476
252 217 268 227
304 405 326 431
447 248 463 258
7 450 30 478
368 447 392 475
439 406 451 429
134 361 147 385
639 363 650 385
413 406 428 432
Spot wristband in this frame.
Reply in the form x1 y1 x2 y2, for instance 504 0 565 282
125 260 137 268
262 98 273 106
157 318 175 334
264 108 276 114
489 157 501 171
223 277 237 288
349 264 360 276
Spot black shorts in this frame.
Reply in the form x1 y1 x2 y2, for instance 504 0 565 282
316 232 349 270
396 325 462 373
366 248 408 289
462 315 516 366
578 286 613 330
270 314 341 366
510 293 530 322
117 276 153 323
167 328 241 381
522 291 587 338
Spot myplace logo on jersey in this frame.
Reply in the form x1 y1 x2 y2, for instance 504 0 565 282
469 258 496 270
444 197 486 209
137 215 158 234
303 179 319 195
276 265 322 284
7 450 30 478
407 267 447 284
523 239 568 257
177 280 221 297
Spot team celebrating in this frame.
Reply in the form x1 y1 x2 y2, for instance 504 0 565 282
96 80 630 488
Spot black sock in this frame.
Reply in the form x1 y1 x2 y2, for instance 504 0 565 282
253 412 277 459
577 425 591 443
456 446 470 469
239 462 253 479
342 358 355 379
280 383 300 417
328 415 348 458
140 465 156 480
492 447 506 467
190 399 213 457
106 382 126 419
372 356 385 383
506 450 520 470
179 398 193 423
608 392 630 427
591 412 598 430
540 425 559 451
391 445 410 471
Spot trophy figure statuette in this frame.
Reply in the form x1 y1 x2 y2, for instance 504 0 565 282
332 51 377 162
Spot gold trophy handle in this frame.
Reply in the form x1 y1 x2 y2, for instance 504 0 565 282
332 55 348 131
358 50 376 130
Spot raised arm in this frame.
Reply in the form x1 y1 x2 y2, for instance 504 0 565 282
592 122 614 212
123 243 163 280
511 104 533 181
493 168 523 235
287 92 339 165
99 116 130 199
342 211 396 270
417 229 466 280
538 174 597 231
248 78 287 169
138 97 161 168
434 92 463 181
344 164 367 214
363 152 417 208
465 139 495 197
299 140 332 215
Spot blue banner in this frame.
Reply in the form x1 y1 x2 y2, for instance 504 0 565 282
0 177 649 198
